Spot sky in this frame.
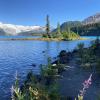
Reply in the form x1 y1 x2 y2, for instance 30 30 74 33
0 0 100 27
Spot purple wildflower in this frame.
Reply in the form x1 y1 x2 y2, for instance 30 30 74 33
79 74 92 96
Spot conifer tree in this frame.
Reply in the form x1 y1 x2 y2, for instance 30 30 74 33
46 15 51 38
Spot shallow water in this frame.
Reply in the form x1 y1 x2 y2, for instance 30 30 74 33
0 36 97 100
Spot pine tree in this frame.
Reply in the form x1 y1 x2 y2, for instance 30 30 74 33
46 15 51 38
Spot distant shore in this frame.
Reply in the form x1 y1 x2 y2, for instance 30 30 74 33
0 37 88 41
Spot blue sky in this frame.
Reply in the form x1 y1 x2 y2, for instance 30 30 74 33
0 0 100 27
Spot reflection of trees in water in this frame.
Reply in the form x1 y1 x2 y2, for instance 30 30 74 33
42 42 50 64
56 41 60 53
43 42 60 63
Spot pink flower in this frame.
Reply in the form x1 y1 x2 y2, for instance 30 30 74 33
79 74 92 97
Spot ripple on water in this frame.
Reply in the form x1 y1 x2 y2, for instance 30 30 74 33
0 38 96 100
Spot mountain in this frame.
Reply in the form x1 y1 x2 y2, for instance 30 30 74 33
61 21 81 31
83 13 100 25
53 21 82 33
1 13 100 36
53 13 100 36
0 22 46 36
71 22 100 36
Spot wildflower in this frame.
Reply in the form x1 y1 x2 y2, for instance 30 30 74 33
78 74 92 100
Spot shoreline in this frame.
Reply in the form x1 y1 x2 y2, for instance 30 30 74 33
0 37 88 41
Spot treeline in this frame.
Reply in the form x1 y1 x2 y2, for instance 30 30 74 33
43 15 80 40
54 21 100 36
72 22 100 36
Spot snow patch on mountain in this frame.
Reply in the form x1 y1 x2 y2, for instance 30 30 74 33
0 22 45 35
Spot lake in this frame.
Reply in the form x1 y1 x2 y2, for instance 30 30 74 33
0 36 98 100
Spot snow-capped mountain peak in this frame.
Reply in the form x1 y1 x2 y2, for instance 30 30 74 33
0 22 45 35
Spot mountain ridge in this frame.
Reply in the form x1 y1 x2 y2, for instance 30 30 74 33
82 13 100 24
53 13 100 36
0 22 46 36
